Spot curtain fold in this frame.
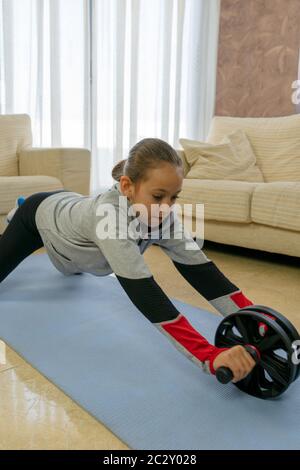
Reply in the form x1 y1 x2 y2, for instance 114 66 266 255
49 0 62 145
0 0 221 194
1 0 14 113
128 0 140 148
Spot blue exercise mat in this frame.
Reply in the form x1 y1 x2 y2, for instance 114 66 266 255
0 253 299 450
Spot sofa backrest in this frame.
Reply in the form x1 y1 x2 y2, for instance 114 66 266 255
0 114 32 176
207 114 300 182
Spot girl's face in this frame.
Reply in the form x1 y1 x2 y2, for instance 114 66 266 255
120 163 183 226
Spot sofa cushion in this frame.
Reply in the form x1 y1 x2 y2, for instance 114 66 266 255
179 130 264 183
177 178 260 223
251 182 300 232
0 175 63 214
0 114 32 176
207 114 300 182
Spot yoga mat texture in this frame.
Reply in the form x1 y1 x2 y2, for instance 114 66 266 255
0 253 299 450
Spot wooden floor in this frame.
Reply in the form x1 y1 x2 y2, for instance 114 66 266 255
0 242 299 449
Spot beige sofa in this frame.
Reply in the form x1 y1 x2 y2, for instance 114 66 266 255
177 114 300 258
0 114 91 234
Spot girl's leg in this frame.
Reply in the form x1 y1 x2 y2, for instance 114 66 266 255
0 190 69 284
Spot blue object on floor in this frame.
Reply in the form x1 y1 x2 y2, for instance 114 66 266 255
6 195 26 224
0 253 299 450
17 196 26 207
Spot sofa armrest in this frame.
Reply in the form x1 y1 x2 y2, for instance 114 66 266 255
176 149 190 177
19 147 91 195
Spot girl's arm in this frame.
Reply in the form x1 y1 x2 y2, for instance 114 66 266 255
115 273 227 375
93 229 226 375
171 259 254 316
157 216 254 317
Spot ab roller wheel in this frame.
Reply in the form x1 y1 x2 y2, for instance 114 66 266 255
214 306 300 399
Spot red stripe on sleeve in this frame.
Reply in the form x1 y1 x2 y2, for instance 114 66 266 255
230 291 253 308
161 315 226 374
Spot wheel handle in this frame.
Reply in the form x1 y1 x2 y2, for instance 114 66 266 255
216 345 260 384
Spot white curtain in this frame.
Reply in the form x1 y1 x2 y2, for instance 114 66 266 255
0 0 221 194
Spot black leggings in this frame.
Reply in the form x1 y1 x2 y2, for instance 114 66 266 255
0 190 70 284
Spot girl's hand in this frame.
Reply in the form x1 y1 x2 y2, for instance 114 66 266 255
212 345 256 383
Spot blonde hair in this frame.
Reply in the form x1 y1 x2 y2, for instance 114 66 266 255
111 138 182 183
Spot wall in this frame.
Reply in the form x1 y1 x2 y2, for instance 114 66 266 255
215 0 300 117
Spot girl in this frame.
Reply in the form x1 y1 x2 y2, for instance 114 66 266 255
0 138 257 383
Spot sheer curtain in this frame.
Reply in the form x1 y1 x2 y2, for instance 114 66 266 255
0 0 221 194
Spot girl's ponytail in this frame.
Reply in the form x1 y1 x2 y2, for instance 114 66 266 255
111 159 128 182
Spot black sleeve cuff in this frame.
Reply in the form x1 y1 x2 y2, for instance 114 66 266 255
172 260 238 301
115 274 180 323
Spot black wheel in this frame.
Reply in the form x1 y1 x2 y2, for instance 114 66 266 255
214 310 298 399
238 305 300 380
